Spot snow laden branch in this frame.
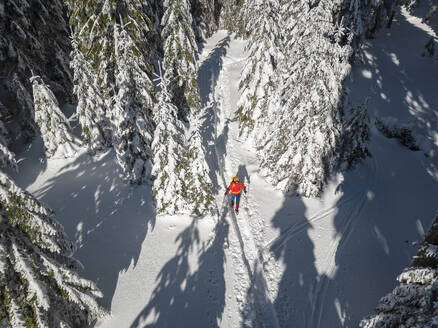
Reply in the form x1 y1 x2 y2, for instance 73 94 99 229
184 115 215 216
161 0 201 120
70 38 111 152
236 0 281 135
0 0 72 147
0 173 105 328
31 76 81 159
151 66 214 216
360 215 438 327
110 22 155 184
151 72 188 214
235 0 396 197
0 119 16 171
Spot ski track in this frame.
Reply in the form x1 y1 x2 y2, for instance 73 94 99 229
201 32 280 328
202 31 374 328
201 24 416 327
313 156 377 328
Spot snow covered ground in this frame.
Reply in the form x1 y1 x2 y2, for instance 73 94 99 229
8 8 438 328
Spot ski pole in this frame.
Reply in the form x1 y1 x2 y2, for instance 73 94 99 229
245 180 249 198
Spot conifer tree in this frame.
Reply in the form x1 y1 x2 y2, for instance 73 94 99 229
0 120 16 170
234 0 403 197
0 144 104 327
360 215 438 327
111 22 155 184
0 172 105 328
334 100 371 170
220 0 245 33
31 76 80 158
235 0 281 135
239 0 262 36
254 0 359 197
190 0 219 39
66 0 114 151
0 0 72 146
339 0 399 50
183 113 215 216
151 72 188 214
161 0 201 120
71 39 110 151
151 67 214 216
68 0 159 167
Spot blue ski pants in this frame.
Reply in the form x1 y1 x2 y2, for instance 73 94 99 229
230 194 241 209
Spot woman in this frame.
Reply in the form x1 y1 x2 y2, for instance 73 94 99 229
224 176 246 214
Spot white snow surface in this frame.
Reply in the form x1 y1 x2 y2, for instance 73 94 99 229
8 9 438 327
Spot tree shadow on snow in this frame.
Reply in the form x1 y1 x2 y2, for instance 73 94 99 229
197 36 231 193
8 136 48 189
130 213 229 327
198 36 230 106
247 8 438 328
264 8 438 327
317 9 438 325
257 155 427 328
405 3 438 37
24 150 156 311
260 195 320 328
351 7 438 162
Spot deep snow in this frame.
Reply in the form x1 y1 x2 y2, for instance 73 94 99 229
8 8 438 328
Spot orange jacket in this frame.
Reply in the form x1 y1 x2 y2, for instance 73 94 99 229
227 182 246 195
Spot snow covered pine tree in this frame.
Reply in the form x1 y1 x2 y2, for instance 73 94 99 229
235 0 381 197
154 0 214 216
237 0 351 196
190 0 220 40
111 20 155 184
0 0 73 147
360 214 438 327
31 76 80 158
151 64 214 216
0 136 104 326
70 38 110 152
236 0 281 136
161 0 201 121
68 1 157 182
183 113 215 216
220 0 245 34
0 119 16 170
151 71 189 214
66 0 114 151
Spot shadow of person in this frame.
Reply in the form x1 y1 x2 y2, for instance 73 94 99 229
236 164 250 187
130 216 229 328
